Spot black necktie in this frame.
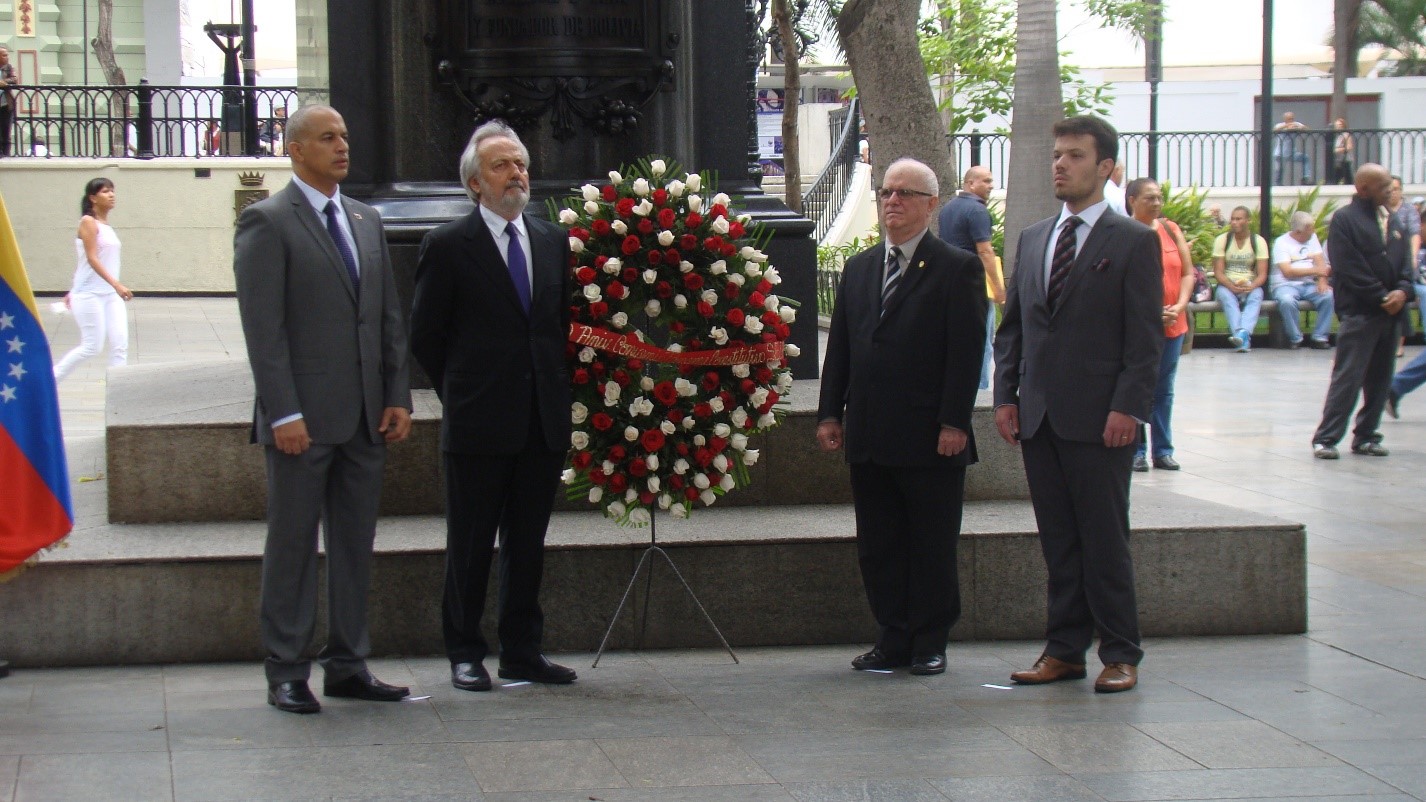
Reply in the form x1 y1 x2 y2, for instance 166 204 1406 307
881 245 904 316
505 221 532 313
1046 216 1082 310
323 200 360 295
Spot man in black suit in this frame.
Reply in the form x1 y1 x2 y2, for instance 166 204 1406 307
410 121 576 691
993 116 1162 693
817 157 987 676
1311 163 1415 459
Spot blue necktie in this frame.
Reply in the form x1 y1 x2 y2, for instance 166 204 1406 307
505 221 532 313
323 200 360 295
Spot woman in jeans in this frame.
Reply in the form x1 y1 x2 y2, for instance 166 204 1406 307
53 178 133 381
1126 178 1195 472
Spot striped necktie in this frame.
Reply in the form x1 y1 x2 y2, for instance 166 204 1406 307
1046 216 1082 310
880 245 904 316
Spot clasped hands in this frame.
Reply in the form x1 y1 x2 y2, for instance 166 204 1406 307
815 420 968 456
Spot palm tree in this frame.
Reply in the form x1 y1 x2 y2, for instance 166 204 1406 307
1002 0 1062 276
1358 0 1426 76
1330 0 1364 122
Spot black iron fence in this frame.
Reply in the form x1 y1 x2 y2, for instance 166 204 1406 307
6 82 300 158
950 128 1426 188
800 99 861 241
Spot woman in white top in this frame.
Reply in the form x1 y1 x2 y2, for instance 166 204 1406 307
53 178 132 381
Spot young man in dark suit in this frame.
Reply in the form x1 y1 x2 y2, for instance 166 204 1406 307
235 104 413 714
818 157 987 676
410 121 576 692
993 116 1162 693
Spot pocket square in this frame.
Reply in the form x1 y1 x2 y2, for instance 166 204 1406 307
1092 258 1111 272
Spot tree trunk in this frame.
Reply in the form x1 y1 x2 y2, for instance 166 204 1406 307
774 0 803 214
92 0 129 157
1331 0 1362 123
1003 0 1062 277
837 0 955 212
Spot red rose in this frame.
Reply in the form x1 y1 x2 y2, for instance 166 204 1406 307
622 267 638 283
573 368 591 385
721 244 736 257
589 302 609 320
668 408 685 423
760 389 780 414
719 390 734 409
680 234 699 251
629 458 648 477
685 486 700 501
658 207 676 228
639 491 655 505
702 370 721 391
696 301 715 318
591 413 614 431
591 219 611 236
616 198 636 217
709 436 728 453
669 321 686 333
726 308 745 327
590 468 607 485
656 280 673 298
685 212 703 227
676 442 690 455
687 338 703 350
575 267 596 285
602 184 618 201
640 429 666 453
609 473 629 493
594 254 609 269
728 221 746 238
665 249 681 264
613 369 631 387
609 445 627 462
724 282 741 300
703 236 723 251
571 227 591 242
621 235 641 255
756 367 773 383
607 281 627 300
572 451 593 469
757 279 773 295
740 378 756 395
652 188 669 206
693 402 713 419
647 250 663 265
637 218 654 235
628 359 643 371
694 447 713 467
710 203 729 218
653 381 678 406
748 292 765 308
670 475 685 490
683 273 704 291
762 311 781 327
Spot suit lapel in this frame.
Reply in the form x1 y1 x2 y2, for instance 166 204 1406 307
524 213 557 313
287 183 358 304
877 238 930 324
1022 219 1054 309
1054 214 1115 313
464 210 526 317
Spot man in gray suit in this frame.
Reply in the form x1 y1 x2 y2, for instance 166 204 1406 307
235 104 413 714
993 116 1162 694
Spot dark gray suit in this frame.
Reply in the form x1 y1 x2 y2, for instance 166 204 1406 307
235 180 411 684
994 208 1161 666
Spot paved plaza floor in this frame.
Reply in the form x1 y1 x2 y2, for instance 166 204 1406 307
5 297 1424 801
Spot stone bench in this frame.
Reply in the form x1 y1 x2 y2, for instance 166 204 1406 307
1185 297 1317 352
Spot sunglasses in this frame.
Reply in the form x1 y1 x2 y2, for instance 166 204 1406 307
877 188 934 200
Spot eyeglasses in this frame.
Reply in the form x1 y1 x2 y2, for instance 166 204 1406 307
877 188 935 200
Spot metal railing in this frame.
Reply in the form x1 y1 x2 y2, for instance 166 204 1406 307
801 98 861 241
950 128 1426 188
6 82 300 158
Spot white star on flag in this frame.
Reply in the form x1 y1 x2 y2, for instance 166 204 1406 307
0 310 14 329
5 335 22 354
8 362 25 380
0 384 16 403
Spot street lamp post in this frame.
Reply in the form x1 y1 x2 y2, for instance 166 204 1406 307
1145 0 1163 179
1260 0 1274 244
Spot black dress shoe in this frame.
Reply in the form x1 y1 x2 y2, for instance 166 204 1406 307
323 669 409 701
1387 390 1400 420
268 680 321 714
1132 455 1149 472
851 648 909 671
909 654 947 675
451 661 492 692
498 655 577 684
1152 455 1180 470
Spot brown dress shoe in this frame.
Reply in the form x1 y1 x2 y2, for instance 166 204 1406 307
1010 654 1087 684
1094 663 1138 693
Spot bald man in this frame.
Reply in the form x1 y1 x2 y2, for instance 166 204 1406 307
1312 163 1416 459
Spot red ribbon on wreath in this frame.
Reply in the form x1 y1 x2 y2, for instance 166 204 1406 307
568 323 784 367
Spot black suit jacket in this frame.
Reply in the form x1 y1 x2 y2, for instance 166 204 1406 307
818 233 987 468
1327 196 1415 317
410 208 573 455
994 210 1162 443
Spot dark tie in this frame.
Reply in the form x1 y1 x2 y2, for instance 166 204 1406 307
880 245 904 316
505 221 532 313
1045 216 1082 310
322 200 360 295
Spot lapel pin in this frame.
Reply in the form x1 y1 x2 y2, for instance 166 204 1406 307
352 212 363 220
917 261 925 270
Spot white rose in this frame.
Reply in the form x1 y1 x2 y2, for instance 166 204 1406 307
559 209 578 225
709 396 725 413
740 246 756 260
624 426 639 442
658 230 675 247
649 159 666 177
666 343 683 352
764 266 782 285
744 317 764 335
693 473 710 489
731 433 748 450
611 311 629 329
713 454 729 473
744 263 763 278
661 420 676 435
645 299 662 316
646 454 660 471
569 237 585 254
612 220 628 235
784 343 801 358
608 170 624 184
607 501 626 519
764 294 780 311
753 250 769 263
777 372 794 391
732 363 750 378
640 376 655 392
757 412 776 428
582 184 601 202
605 256 622 272
686 173 702 192
602 460 616 474
625 488 638 503
700 289 719 306
675 378 696 396
673 294 688 309
780 306 796 323
582 285 602 302
571 402 589 423
629 398 654 417
679 261 694 274
687 194 703 213
632 177 650 196
589 487 604 502
711 216 730 235
666 179 685 198
658 493 673 510
643 269 658 285
694 435 706 446
713 192 731 206
561 468 576 484
634 199 654 216
571 431 590 450
578 347 596 364
584 200 600 215
719 473 736 491
647 476 661 493
710 326 728 345
728 273 746 287
604 383 621 406
743 448 761 466
709 260 727 275
730 408 749 427
750 388 769 408
674 458 690 475
628 507 651 526
671 503 689 519
714 423 731 438
682 417 696 429
700 489 717 506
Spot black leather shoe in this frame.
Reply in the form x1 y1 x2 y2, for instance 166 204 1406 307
323 669 409 701
451 661 492 692
1308 337 1332 350
1152 455 1180 470
851 648 909 671
268 680 320 714
1351 442 1390 457
498 655 577 684
1387 390 1400 420
909 654 946 675
1132 455 1149 472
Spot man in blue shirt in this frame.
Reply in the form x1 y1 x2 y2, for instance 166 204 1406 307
938 166 1005 389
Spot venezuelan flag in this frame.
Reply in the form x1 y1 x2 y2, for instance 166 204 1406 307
0 191 72 579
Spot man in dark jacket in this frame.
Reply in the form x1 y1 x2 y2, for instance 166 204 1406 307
1312 163 1416 458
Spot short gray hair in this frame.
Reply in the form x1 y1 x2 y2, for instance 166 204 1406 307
459 121 529 204
284 103 338 145
1290 210 1315 233
885 157 939 198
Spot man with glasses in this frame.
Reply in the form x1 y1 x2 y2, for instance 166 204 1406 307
818 158 987 677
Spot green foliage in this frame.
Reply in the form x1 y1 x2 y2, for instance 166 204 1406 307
816 228 881 317
1158 184 1218 267
1250 186 1338 241
987 197 1005 262
1357 0 1426 77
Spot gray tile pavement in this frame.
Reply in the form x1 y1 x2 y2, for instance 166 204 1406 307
3 297 1422 800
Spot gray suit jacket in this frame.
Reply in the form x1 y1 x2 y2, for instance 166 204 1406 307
993 210 1162 443
234 181 411 446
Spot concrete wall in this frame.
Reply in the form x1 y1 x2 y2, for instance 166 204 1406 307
0 157 291 293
